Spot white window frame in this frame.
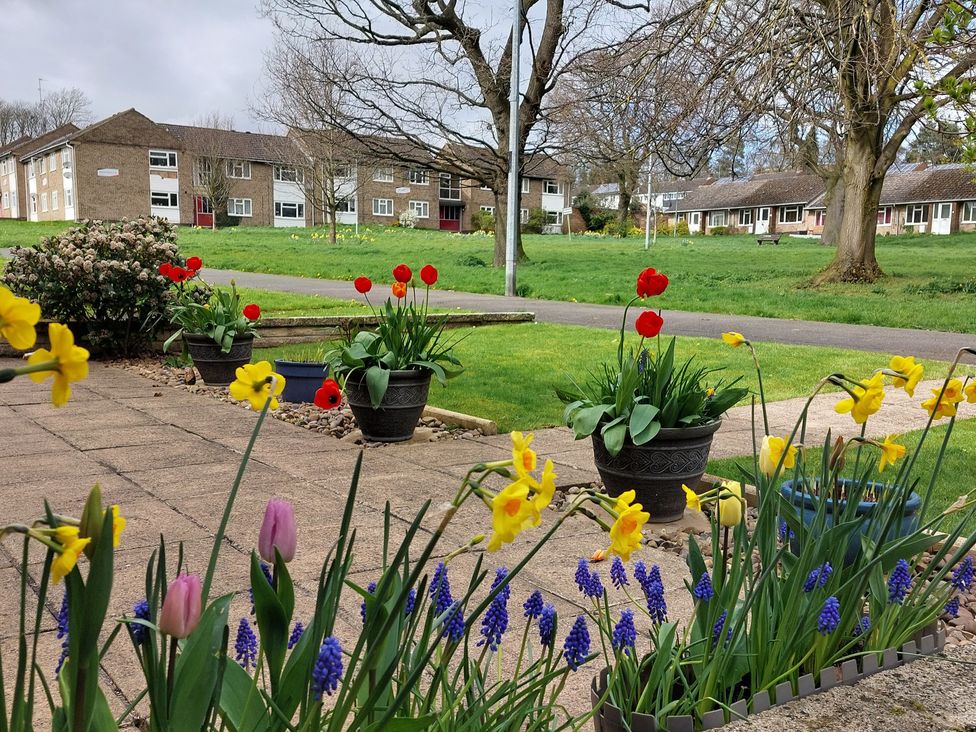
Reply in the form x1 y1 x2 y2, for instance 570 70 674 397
1 192 8 209
273 165 304 184
408 200 429 218
521 178 530 193
274 201 305 219
905 203 929 224
962 201 976 224
62 148 72 169
226 160 251 179
372 197 394 216
738 209 753 226
151 191 179 208
480 205 495 214
543 179 562 195
149 150 178 168
372 166 394 183
51 190 58 210
40 192 48 212
65 188 73 207
815 210 826 227
877 206 893 226
39 157 46 174
408 169 429 185
333 163 354 179
336 196 356 213
28 161 35 178
777 205 802 224
708 210 727 227
544 210 564 225
30 194 36 213
49 153 57 171
520 208 528 223
227 198 252 217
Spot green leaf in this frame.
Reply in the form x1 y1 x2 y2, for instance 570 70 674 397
629 404 659 440
365 366 391 408
365 716 437 732
250 553 288 694
170 594 233 729
631 419 661 446
570 404 612 439
601 421 628 457
218 661 271 732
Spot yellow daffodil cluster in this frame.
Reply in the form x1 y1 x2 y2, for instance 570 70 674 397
683 481 746 528
229 361 286 410
834 371 886 424
921 378 966 420
607 490 651 560
890 355 925 397
487 432 556 551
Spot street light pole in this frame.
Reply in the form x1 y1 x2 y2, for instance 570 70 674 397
505 0 521 297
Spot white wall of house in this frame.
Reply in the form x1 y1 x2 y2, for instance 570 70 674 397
273 179 306 228
26 169 37 222
149 150 181 223
5 166 18 218
62 148 75 221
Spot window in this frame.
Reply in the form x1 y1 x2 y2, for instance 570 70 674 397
151 191 179 207
49 153 57 171
334 163 353 179
905 203 929 224
962 202 976 223
521 178 530 193
28 161 35 178
226 160 251 179
545 210 563 225
372 166 394 183
62 148 72 169
227 198 252 217
149 150 178 168
439 173 461 200
1 192 7 209
336 196 356 213
408 200 429 218
708 210 727 227
480 183 492 191
40 193 48 212
193 159 212 185
543 180 562 195
65 188 73 207
408 169 429 185
39 157 46 174
372 198 394 216
51 190 58 210
275 201 305 219
815 210 826 227
480 205 495 214
738 209 753 226
30 194 36 213
273 166 304 184
520 208 528 223
777 205 802 224
876 207 893 225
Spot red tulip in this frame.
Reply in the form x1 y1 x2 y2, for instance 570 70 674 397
636 268 669 298
159 262 172 277
354 276 372 294
392 264 412 283
635 310 664 338
258 498 297 564
243 303 261 321
159 574 202 639
186 256 203 271
170 267 190 283
420 264 438 286
314 378 342 410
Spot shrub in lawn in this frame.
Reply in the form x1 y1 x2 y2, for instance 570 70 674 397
709 225 729 236
3 217 181 355
457 253 488 267
522 208 548 234
398 208 419 228
471 208 495 233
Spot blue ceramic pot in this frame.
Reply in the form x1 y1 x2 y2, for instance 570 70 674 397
274 360 329 404
781 479 921 565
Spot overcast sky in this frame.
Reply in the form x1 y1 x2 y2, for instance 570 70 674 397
3 0 277 131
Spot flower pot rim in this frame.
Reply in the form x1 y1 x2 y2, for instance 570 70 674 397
345 366 434 379
594 417 723 444
781 479 921 514
273 358 328 367
184 331 255 343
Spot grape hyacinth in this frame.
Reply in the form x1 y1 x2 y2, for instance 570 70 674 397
610 556 629 588
311 637 344 699
852 615 871 637
235 617 258 670
802 562 833 592
693 572 714 602
575 559 590 593
404 587 417 616
360 581 378 624
944 596 961 618
563 615 591 671
523 590 544 620
887 559 913 605
778 519 795 542
639 565 668 623
633 560 648 587
288 621 305 649
539 603 557 647
612 609 637 654
249 561 274 614
131 599 151 646
430 563 465 642
952 556 974 592
817 596 841 635
56 594 69 675
712 610 732 649
479 568 511 651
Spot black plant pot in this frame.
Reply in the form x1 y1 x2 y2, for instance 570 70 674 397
184 333 254 386
591 420 722 523
343 368 432 443
274 360 329 404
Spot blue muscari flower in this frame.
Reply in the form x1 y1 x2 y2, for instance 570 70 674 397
637 349 649 373
852 615 871 637
539 604 556 647
575 559 590 593
945 596 961 618
612 609 637 654
56 594 69 675
131 599 151 646
404 587 417 616
647 564 663 588
610 556 628 588
693 572 714 602
361 581 378 624
586 570 604 599
563 615 591 671
523 589 544 620
887 559 912 605
640 566 668 623
430 563 465 641
778 519 795 542
249 561 274 614
817 596 840 635
235 617 258 670
803 562 833 593
443 601 465 643
712 610 733 649
288 621 305 649
311 636 343 699
952 556 974 592
479 568 511 651
633 560 648 587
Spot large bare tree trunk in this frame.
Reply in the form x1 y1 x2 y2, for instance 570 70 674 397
814 136 884 283
328 215 337 245
493 190 527 267
820 176 844 247
617 172 633 235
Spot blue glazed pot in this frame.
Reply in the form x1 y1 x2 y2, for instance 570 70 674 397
274 360 329 404
781 479 921 565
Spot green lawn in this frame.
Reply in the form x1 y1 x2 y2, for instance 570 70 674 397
236 288 370 317
3 219 975 333
253 321 961 433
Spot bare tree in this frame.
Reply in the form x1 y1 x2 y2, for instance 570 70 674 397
0 100 47 146
262 0 610 266
190 113 235 230
42 87 93 128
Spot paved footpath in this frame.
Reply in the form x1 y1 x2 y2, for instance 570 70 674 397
202 267 976 361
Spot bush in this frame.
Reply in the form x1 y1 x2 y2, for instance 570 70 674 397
471 209 495 233
587 209 616 232
521 208 548 234
457 253 488 267
3 217 181 355
398 209 418 228
601 220 642 238
709 226 729 236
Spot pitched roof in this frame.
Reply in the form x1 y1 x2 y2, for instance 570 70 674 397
437 142 569 180
160 124 304 164
674 171 824 212
15 124 81 160
591 177 712 197
805 164 976 209
0 135 31 158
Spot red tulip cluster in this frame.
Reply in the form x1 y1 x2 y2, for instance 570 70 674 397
634 267 669 339
159 255 202 284
351 263 439 300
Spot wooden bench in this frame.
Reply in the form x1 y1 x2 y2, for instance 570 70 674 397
756 234 781 246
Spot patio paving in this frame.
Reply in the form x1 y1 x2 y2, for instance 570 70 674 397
0 361 973 727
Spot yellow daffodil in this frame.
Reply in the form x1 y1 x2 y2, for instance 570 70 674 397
965 381 976 404
487 479 540 551
921 379 965 420
834 372 886 425
877 436 906 473
531 459 557 514
613 489 637 513
111 505 126 548
608 492 650 561
511 431 537 477
717 481 744 527
27 323 90 407
229 361 286 410
682 484 702 512
0 286 41 350
51 526 91 584
889 355 924 397
721 331 746 348
759 435 797 477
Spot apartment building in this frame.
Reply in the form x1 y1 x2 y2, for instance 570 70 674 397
0 125 80 221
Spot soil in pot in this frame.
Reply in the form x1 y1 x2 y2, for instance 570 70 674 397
274 360 328 404
184 333 254 386
343 368 432 442
591 420 721 523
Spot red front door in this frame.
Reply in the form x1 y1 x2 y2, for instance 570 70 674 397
439 204 462 231
194 195 214 227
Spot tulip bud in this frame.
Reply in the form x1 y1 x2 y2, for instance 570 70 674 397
258 498 297 563
159 574 202 639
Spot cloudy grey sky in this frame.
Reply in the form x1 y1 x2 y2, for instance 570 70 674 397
3 0 278 131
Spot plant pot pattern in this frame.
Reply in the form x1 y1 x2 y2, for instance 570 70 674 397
343 368 432 442
184 333 254 386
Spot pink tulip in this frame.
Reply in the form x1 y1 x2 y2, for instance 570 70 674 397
159 574 202 639
258 498 297 563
